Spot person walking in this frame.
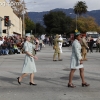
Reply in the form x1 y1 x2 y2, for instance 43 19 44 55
17 33 38 85
96 36 100 52
89 36 94 53
49 36 53 46
39 38 43 50
53 34 63 61
87 35 91 52
30 35 36 55
80 35 89 61
68 32 90 88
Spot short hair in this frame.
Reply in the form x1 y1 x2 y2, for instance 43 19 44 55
74 34 80 39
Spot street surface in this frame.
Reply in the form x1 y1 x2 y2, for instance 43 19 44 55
0 46 100 100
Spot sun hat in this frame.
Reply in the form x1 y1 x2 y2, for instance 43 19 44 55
75 32 80 36
25 33 31 37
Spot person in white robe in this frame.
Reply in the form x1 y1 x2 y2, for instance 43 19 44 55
58 35 63 53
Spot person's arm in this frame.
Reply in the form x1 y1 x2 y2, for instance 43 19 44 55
57 39 63 42
24 43 38 59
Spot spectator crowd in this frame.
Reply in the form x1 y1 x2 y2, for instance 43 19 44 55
0 36 24 55
0 34 54 56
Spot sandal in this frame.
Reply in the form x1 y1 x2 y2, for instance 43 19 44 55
17 77 21 85
68 83 76 88
82 82 90 87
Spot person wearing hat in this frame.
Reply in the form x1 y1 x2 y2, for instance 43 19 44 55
17 33 38 85
68 32 89 88
80 34 89 61
53 34 63 61
30 35 36 55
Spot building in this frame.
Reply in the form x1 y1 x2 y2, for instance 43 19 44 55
0 0 22 37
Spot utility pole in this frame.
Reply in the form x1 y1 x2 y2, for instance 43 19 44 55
75 11 78 33
22 0 26 37
75 14 78 32
7 26 9 37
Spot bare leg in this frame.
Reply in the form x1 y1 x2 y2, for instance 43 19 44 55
81 52 84 60
19 73 28 82
84 53 87 60
79 68 85 83
68 69 76 84
30 73 35 83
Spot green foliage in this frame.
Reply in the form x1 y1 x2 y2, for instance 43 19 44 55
25 18 35 34
35 23 45 36
43 11 72 35
74 1 88 16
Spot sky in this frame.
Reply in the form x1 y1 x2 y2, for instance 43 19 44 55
6 0 100 12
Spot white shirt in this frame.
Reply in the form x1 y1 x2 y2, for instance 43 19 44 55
41 34 45 40
0 40 3 46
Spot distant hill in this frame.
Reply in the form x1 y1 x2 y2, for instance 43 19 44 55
28 8 100 26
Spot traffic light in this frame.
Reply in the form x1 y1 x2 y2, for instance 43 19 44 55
4 16 9 26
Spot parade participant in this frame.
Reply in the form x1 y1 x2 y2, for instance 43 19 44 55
80 35 89 61
35 38 40 51
53 34 63 61
96 36 100 52
68 32 90 88
49 36 53 46
30 35 36 55
87 35 91 52
39 38 43 50
17 33 38 85
58 35 63 53
89 36 94 53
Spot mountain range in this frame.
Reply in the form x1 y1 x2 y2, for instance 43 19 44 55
28 8 100 26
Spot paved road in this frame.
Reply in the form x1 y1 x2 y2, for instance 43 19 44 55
0 46 100 100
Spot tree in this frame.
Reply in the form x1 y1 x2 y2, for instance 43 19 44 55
35 23 45 36
74 1 88 16
25 18 35 34
71 16 100 33
43 11 72 35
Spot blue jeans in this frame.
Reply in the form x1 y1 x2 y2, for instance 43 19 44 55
2 49 9 55
9 49 14 54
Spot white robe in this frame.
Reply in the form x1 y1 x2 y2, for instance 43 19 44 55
59 37 63 53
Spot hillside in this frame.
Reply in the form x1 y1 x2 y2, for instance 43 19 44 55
28 8 100 26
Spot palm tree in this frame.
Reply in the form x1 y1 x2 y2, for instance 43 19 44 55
74 1 88 16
